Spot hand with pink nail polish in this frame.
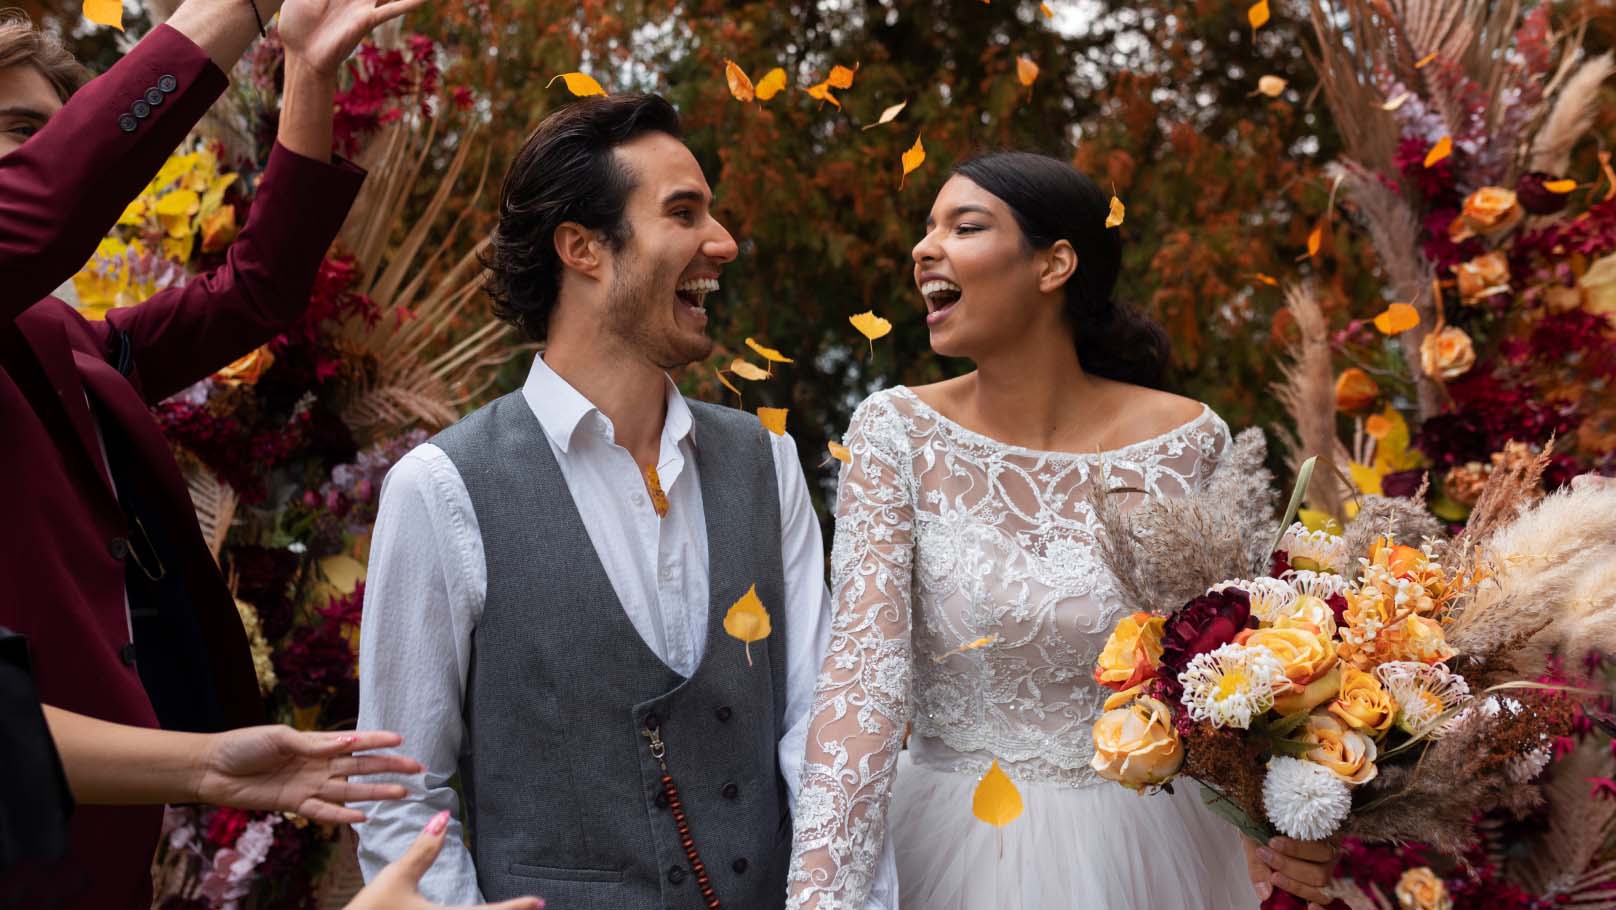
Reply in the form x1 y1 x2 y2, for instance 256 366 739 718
346 811 544 910
195 726 424 824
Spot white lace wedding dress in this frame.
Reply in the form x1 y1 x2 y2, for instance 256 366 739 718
785 387 1259 910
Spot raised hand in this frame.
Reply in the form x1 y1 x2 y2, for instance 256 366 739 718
346 811 544 910
195 726 423 824
278 0 430 77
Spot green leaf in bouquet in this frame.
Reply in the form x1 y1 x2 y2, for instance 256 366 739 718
1198 781 1275 843
1258 708 1313 739
1429 492 1471 523
1265 737 1316 757
1267 455 1318 557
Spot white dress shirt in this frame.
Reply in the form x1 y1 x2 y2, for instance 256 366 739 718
353 353 897 907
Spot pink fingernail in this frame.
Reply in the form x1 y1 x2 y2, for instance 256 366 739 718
426 810 449 836
338 734 358 745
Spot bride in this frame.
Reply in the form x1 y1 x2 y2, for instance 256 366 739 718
784 152 1336 910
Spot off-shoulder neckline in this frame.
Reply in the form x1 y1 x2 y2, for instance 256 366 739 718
886 386 1220 461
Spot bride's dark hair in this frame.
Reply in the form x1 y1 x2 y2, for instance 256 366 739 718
952 151 1171 390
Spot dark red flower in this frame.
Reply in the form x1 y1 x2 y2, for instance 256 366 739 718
1159 588 1252 680
1269 549 1292 578
1516 171 1571 215
205 807 250 848
1382 468 1428 499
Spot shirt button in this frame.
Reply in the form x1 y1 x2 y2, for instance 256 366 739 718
667 865 687 885
632 493 645 506
117 113 137 133
721 782 739 800
144 87 164 106
118 643 137 667
157 74 178 93
108 537 130 559
715 706 732 723
660 566 672 582
732 858 749 875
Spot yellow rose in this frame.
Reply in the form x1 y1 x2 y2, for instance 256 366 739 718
1420 326 1476 381
1401 615 1455 664
1090 694 1184 790
1094 612 1165 691
1394 866 1452 910
1243 626 1336 687
1448 186 1522 241
1299 711 1379 785
1453 251 1510 305
1273 594 1338 638
1327 667 1397 738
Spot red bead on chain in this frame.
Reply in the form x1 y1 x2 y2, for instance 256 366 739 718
645 721 722 909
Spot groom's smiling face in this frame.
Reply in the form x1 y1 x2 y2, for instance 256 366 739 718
601 132 739 370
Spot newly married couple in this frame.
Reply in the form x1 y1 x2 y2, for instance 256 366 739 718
353 93 1337 909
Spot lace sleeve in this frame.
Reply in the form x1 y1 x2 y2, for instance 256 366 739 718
786 396 914 910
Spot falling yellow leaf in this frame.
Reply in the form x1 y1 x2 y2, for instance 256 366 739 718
757 406 789 436
1105 194 1125 229
806 81 843 108
547 72 607 97
1382 92 1411 111
1544 179 1578 194
722 584 772 666
1251 272 1279 287
1248 0 1270 32
863 100 909 131
972 760 1024 828
850 311 893 355
1305 221 1323 258
827 440 852 464
731 358 770 381
900 134 926 189
745 337 795 364
83 0 123 30
1016 56 1040 89
1372 302 1420 335
724 60 756 103
1254 75 1287 97
1423 135 1452 168
714 365 743 403
642 465 670 518
1414 51 1438 68
933 634 998 662
756 67 788 101
1040 2 1054 16
828 63 859 90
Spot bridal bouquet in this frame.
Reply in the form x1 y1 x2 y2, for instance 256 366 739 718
1084 434 1616 855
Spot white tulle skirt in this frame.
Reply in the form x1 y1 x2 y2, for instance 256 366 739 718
889 743 1260 910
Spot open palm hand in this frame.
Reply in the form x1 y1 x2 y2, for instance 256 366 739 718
196 726 422 824
277 0 429 77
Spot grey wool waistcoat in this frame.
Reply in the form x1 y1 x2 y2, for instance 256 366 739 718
431 391 791 910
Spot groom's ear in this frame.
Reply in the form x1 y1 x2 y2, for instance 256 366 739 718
554 221 607 278
1038 239 1077 294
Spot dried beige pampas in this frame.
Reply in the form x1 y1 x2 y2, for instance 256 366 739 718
1512 736 1616 898
1340 494 1449 570
1530 53 1616 175
1273 283 1353 519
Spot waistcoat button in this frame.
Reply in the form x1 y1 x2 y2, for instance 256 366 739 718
721 782 738 799
108 537 130 559
715 706 732 722
732 858 749 874
643 712 659 730
668 865 687 884
654 790 668 808
119 643 137 666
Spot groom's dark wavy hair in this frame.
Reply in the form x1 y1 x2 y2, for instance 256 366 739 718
482 93 682 342
953 151 1172 390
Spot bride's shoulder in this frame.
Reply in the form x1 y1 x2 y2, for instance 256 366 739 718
1109 384 1216 437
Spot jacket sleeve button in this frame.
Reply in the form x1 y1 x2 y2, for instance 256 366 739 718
157 74 178 93
144 87 164 106
117 114 137 133
130 99 151 119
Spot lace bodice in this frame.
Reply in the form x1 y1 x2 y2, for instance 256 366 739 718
785 387 1230 910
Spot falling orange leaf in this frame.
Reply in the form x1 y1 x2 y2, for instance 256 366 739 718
745 337 794 364
900 134 926 189
827 440 852 464
1105 194 1125 229
1423 135 1452 168
724 60 756 102
1382 92 1411 111
722 585 772 666
1253 75 1287 97
757 407 789 436
972 760 1024 828
1305 222 1323 258
642 465 670 518
828 63 859 90
1251 272 1279 287
850 311 893 355
806 82 842 108
863 100 908 130
1040 1 1054 15
1414 51 1438 68
1544 179 1578 194
714 365 742 403
731 358 770 381
547 72 607 97
83 0 123 30
1372 302 1420 335
933 634 999 662
756 67 788 101
1016 56 1040 90
1248 0 1270 32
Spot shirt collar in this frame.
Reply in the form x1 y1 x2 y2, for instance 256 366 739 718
521 352 695 455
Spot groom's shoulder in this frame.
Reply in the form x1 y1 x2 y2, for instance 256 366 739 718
685 396 776 446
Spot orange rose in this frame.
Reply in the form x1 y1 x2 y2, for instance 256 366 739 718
1448 187 1523 241
1090 693 1185 790
1334 368 1380 414
1327 667 1397 738
1453 251 1510 305
215 345 276 387
1300 711 1379 785
1394 866 1452 910
1402 615 1455 664
1094 612 1165 691
1243 626 1336 687
1273 595 1338 639
1420 326 1475 381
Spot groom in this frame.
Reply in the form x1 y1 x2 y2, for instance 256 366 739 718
354 93 896 908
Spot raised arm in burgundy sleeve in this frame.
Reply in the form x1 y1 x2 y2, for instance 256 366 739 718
104 142 366 403
0 25 227 324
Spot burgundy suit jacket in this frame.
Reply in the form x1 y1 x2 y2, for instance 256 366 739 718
0 25 364 909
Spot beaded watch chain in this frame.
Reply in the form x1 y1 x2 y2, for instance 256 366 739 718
643 720 722 909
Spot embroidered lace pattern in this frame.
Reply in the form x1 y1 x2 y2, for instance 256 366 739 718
785 387 1230 909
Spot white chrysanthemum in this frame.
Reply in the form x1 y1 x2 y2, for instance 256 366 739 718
1263 755 1352 841
1375 661 1473 738
1178 643 1289 729
1211 577 1297 623
1279 523 1349 573
1283 569 1351 602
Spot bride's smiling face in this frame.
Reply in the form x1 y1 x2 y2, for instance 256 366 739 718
912 175 1055 359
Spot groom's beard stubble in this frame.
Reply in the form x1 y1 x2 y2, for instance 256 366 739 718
605 248 715 371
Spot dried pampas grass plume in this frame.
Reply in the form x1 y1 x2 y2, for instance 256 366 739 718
1273 283 1352 519
1340 493 1448 566
1530 52 1616 175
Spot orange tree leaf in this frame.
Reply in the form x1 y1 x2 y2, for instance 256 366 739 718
745 337 795 364
755 67 788 101
714 365 742 404
1254 75 1287 97
642 465 670 518
972 760 1025 828
1415 51 1438 68
1305 221 1323 258
1017 56 1040 88
849 310 893 356
1251 272 1279 287
547 72 607 97
1105 194 1125 228
1040 2 1054 16
1248 0 1270 32
1423 135 1452 168
83 0 124 30
731 358 770 381
806 82 842 108
1372 302 1420 335
827 440 852 464
862 100 908 131
722 584 772 666
757 406 789 436
828 63 859 89
1544 179 1577 193
724 60 756 102
900 134 926 189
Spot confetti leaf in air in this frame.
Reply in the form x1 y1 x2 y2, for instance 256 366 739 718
900 134 926 189
1040 2 1054 16
828 63 859 90
757 407 789 436
722 585 772 666
746 337 794 364
862 101 908 131
724 60 756 103
1382 92 1411 111
806 82 842 108
714 365 743 403
972 760 1024 828
1414 51 1438 68
1305 222 1323 258
1372 302 1420 335
83 0 124 30
1247 0 1269 32
1423 135 1452 168
755 67 787 101
1254 75 1287 97
1544 179 1578 194
547 72 606 97
849 311 892 355
934 635 999 662
827 440 852 464
731 358 770 381
1016 56 1040 91
642 465 669 518
1105 194 1125 229
1251 272 1279 287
